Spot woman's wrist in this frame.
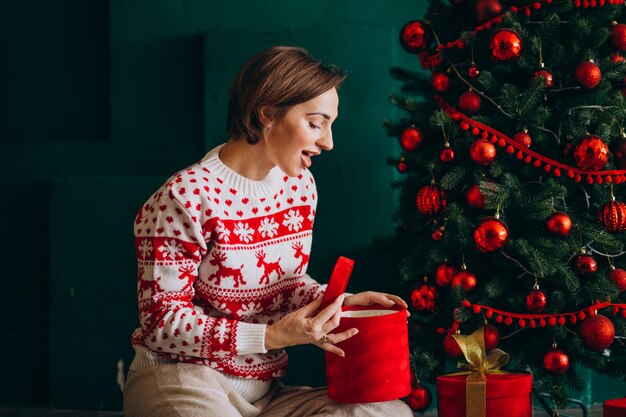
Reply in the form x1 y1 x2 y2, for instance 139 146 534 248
265 324 278 350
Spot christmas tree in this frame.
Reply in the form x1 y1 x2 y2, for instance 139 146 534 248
387 0 626 410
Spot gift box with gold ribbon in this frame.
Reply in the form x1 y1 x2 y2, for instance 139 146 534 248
436 327 533 417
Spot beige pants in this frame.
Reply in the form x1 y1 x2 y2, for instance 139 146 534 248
123 360 414 417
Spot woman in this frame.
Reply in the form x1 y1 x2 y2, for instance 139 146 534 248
124 46 413 417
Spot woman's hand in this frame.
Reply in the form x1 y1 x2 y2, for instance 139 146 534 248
343 291 409 314
265 293 358 357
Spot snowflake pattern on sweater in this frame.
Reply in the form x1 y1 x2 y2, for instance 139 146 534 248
131 144 326 380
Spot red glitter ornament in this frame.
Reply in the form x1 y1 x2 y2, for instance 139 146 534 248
410 280 438 316
473 215 508 252
513 129 532 147
573 135 609 171
458 90 482 114
432 72 450 93
546 211 572 237
598 197 626 233
609 266 626 291
416 182 447 216
400 127 423 152
440 146 455 162
475 0 503 23
579 314 615 351
526 284 547 313
400 20 428 53
543 342 570 375
483 324 500 350
611 22 626 51
452 264 477 292
489 29 522 61
443 332 463 357
533 67 554 88
405 384 432 411
435 262 457 286
575 60 602 89
575 253 597 276
466 183 486 210
469 139 496 165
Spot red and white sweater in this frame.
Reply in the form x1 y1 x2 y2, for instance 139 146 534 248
131 144 325 384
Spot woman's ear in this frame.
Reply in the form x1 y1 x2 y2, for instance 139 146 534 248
257 106 274 127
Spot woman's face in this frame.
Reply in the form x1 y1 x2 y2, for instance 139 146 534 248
264 87 338 177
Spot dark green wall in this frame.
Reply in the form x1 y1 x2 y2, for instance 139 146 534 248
0 0 425 410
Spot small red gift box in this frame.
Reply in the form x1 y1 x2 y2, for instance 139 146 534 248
436 373 532 417
604 397 626 417
323 257 411 403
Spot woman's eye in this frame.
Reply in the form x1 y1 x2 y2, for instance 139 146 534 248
309 122 321 130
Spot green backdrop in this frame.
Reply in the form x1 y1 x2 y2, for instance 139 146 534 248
1 0 624 411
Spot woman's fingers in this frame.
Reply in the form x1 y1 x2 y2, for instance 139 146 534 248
317 328 358 357
311 293 344 326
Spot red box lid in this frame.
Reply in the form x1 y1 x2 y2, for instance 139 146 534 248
436 373 532 399
319 256 354 311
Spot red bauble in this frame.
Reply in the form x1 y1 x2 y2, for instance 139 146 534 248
611 53 624 63
573 135 609 171
443 333 463 357
526 288 547 313
452 268 477 292
483 324 500 350
400 20 428 53
432 229 444 241
613 138 626 169
533 67 554 88
466 183 486 210
410 282 438 316
489 29 522 61
397 160 408 173
575 253 597 276
546 211 572 237
575 61 602 89
440 147 455 162
400 127 423 152
432 72 450 93
513 130 532 147
469 139 496 166
611 22 626 51
416 183 447 216
475 0 503 23
598 198 626 233
469 65 480 78
579 314 615 351
405 384 432 411
543 349 570 374
458 91 481 114
435 262 457 286
609 266 626 291
473 216 508 252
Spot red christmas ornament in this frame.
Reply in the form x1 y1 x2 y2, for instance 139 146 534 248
475 0 503 23
575 60 602 89
440 145 455 162
609 266 626 291
400 127 423 152
579 314 615 351
466 183 486 210
473 215 508 252
469 139 496 166
432 72 451 93
543 342 570 375
397 156 408 173
432 229 444 241
443 332 463 357
458 90 482 114
469 64 480 78
533 66 554 88
575 252 597 276
611 22 626 51
513 129 532 147
416 182 447 216
483 324 500 350
410 280 438 316
526 284 547 313
452 263 477 292
613 137 626 169
611 53 624 63
598 197 626 233
435 262 457 286
489 29 522 61
573 135 609 171
405 384 432 411
400 20 428 54
546 211 572 237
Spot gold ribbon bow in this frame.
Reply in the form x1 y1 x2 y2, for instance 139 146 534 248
449 327 510 417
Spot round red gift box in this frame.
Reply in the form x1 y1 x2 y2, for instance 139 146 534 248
325 304 411 403
436 373 533 417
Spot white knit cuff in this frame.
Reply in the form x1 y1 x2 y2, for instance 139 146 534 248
235 322 268 355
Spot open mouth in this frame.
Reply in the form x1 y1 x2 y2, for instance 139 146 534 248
302 151 312 167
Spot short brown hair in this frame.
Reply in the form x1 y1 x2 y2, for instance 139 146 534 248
226 46 347 144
